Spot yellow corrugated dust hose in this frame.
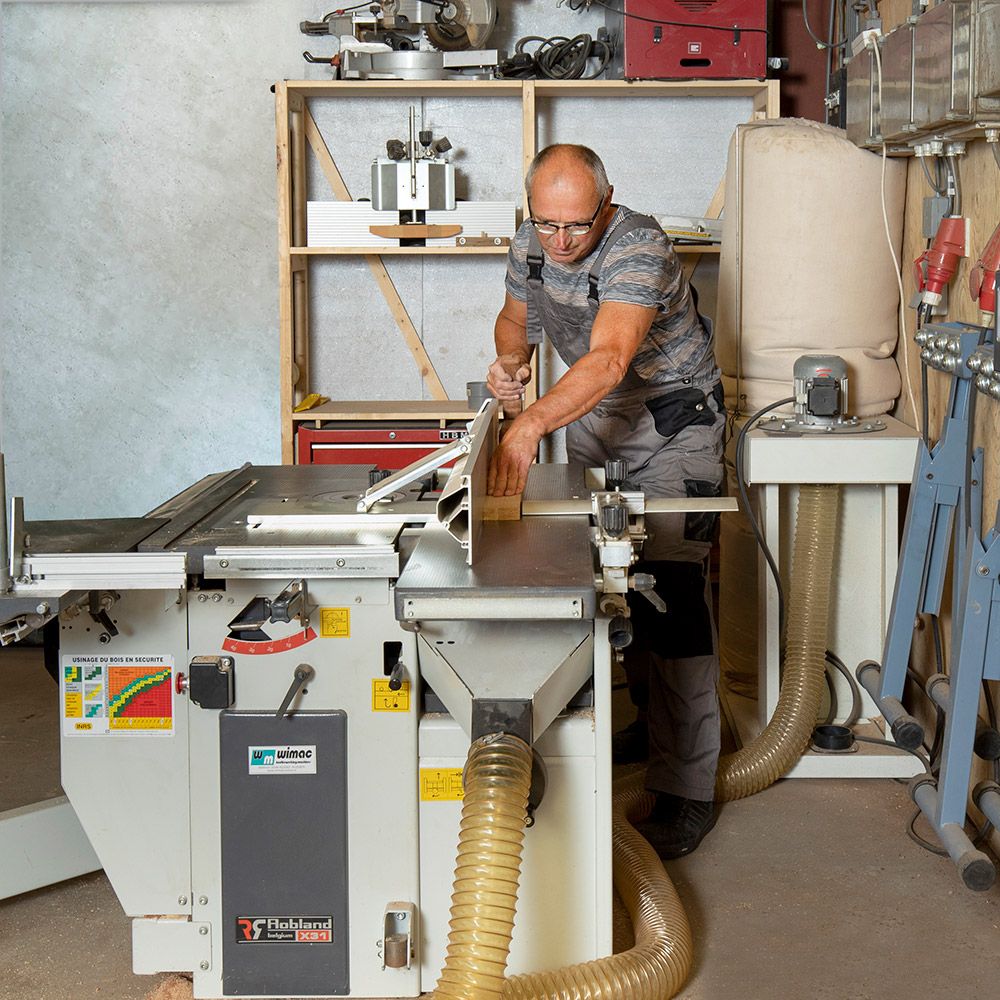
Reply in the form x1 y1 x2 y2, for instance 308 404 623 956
430 484 840 1000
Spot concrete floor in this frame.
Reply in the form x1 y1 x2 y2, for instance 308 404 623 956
3 647 1000 1000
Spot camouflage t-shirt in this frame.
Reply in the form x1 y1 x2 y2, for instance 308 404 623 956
505 206 717 388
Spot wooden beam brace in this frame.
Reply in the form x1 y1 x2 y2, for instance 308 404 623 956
521 81 539 407
275 82 296 463
302 106 449 400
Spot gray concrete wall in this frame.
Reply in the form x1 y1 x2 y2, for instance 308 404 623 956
2 0 747 518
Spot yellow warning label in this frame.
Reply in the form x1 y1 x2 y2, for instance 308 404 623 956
420 768 465 801
320 608 351 638
109 716 172 731
64 692 82 718
372 679 410 712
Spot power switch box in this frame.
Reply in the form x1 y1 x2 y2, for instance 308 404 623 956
923 195 952 239
189 655 235 710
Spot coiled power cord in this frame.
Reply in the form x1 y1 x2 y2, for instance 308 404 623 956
498 34 612 79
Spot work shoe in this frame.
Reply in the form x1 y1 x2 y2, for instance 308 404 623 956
633 793 718 860
611 718 649 764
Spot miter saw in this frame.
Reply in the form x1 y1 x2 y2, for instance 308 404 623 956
301 0 500 79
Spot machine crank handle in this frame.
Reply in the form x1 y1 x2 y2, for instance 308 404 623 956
630 573 666 613
270 580 306 624
608 614 633 649
276 663 315 719
387 658 405 692
89 591 120 640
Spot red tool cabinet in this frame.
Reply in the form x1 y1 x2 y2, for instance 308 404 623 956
294 402 478 470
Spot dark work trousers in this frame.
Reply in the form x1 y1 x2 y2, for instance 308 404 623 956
567 381 725 802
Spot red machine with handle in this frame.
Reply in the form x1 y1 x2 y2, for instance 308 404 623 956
606 0 768 80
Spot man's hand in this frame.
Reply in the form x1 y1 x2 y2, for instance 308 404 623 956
487 417 541 497
487 354 531 402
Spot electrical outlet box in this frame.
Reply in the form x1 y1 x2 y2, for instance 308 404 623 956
923 196 952 239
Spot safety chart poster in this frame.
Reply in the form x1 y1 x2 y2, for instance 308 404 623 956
61 654 175 737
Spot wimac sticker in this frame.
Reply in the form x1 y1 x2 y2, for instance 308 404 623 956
247 745 317 775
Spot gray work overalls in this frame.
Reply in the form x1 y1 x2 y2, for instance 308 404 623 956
526 211 724 801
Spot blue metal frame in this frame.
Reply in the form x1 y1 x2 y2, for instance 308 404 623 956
878 324 985 705
858 322 1000 889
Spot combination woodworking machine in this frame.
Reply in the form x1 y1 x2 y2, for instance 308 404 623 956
0 402 733 999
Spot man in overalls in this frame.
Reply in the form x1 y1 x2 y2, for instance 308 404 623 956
486 144 724 859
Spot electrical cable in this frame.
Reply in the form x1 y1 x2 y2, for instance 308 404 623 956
917 230 933 449
993 142 1000 171
936 157 948 193
870 39 921 439
920 361 930 449
898 614 1000 855
735 397 794 639
734 397 865 726
329 3 376 14
927 614 946 770
537 34 611 78
945 154 963 217
919 155 947 196
963 325 997 847
587 0 770 38
907 808 950 856
825 649 863 727
802 0 848 48
823 0 833 117
854 734 932 770
822 666 838 725
913 606 1000 853
985 678 998 731
854 736 944 859
499 34 612 79
962 326 988 537
983 682 1000 846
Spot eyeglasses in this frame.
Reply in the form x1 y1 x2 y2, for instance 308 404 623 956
528 195 605 237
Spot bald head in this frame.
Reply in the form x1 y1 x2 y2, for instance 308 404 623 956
525 144 610 205
524 145 615 262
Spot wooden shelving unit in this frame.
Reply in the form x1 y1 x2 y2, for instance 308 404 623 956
275 78 778 462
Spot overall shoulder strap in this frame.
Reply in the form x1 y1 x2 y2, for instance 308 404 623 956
587 211 662 304
525 226 545 345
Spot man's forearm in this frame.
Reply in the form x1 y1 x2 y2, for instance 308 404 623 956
495 312 532 364
516 348 627 437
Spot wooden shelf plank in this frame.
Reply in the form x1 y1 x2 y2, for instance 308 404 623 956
290 244 719 256
290 245 510 255
532 79 769 97
291 400 478 422
284 79 770 99
286 80 524 97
